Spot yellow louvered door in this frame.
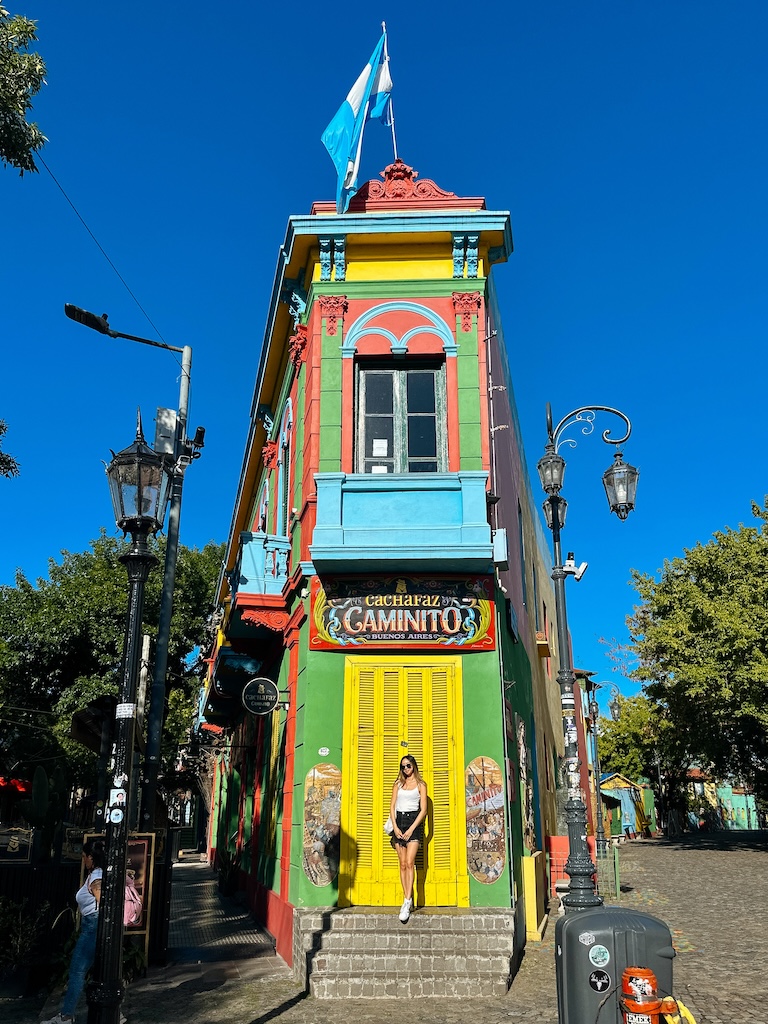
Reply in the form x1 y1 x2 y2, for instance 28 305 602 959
339 656 468 908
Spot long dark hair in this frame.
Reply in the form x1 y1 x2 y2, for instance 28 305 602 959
82 838 107 869
397 755 424 787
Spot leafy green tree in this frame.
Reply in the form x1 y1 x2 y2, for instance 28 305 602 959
0 419 19 476
597 693 691 819
0 532 224 789
628 500 768 801
0 5 46 174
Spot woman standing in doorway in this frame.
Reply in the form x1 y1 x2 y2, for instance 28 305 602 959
390 755 427 923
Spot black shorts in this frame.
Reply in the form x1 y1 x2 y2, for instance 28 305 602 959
394 809 423 846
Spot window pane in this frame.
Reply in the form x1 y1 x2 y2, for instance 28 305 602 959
365 372 394 414
406 371 436 413
365 417 393 458
408 461 438 473
407 417 437 458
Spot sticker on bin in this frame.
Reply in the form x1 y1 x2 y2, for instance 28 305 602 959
579 931 596 946
588 970 610 992
624 1015 652 1024
588 944 610 967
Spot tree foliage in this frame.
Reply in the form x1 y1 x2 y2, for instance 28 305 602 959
0 532 224 788
0 418 19 477
0 5 46 174
628 500 768 800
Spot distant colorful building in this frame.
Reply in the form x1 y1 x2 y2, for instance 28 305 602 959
201 161 565 967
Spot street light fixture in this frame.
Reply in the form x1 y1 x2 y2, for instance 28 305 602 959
537 403 638 912
64 304 203 827
87 416 173 1024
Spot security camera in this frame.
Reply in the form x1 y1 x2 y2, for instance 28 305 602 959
563 552 589 582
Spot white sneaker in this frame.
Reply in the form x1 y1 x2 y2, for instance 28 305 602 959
41 1015 73 1024
399 898 412 923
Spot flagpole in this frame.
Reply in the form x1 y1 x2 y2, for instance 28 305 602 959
382 22 399 161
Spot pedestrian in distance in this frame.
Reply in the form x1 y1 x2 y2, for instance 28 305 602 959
390 755 427 923
42 838 106 1024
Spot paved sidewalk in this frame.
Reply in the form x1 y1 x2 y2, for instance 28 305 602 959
5 833 767 1024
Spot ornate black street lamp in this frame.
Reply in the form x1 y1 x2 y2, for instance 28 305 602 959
64 304 204 827
87 416 173 1024
538 404 638 912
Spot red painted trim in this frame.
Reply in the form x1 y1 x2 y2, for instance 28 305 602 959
279 619 302 902
477 301 491 471
253 881 294 965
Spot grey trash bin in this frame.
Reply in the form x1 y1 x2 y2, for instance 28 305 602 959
555 905 676 1023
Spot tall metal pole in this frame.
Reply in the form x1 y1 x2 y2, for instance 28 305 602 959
588 690 607 858
87 531 156 1024
142 345 192 828
548 495 602 911
538 403 637 912
62 308 199 829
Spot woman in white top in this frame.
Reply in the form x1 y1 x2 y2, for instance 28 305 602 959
389 755 427 923
43 838 105 1024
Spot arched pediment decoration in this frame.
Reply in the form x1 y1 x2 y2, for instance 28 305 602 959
342 301 457 358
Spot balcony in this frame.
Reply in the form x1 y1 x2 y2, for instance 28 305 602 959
310 472 493 573
231 531 291 599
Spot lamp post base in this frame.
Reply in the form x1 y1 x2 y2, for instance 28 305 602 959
86 979 125 1024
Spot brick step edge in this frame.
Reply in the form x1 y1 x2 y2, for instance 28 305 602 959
302 913 515 933
309 952 513 975
315 934 516 953
309 975 511 999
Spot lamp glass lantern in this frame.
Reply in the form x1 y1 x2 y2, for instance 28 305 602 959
537 448 566 495
106 418 174 535
602 450 640 521
542 496 567 530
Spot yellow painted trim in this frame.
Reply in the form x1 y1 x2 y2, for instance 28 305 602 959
347 259 454 281
522 851 548 942
339 655 469 908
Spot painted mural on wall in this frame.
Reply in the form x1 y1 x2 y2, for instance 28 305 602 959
302 763 341 887
311 576 495 650
465 756 506 883
517 717 537 852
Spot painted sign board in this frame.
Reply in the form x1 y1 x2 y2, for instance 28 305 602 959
310 575 495 650
242 677 279 715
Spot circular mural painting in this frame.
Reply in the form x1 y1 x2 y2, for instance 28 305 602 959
465 756 506 884
302 763 341 887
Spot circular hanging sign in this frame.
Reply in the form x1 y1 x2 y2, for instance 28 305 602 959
242 677 279 716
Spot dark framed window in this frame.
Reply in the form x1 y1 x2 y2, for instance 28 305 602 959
355 362 447 474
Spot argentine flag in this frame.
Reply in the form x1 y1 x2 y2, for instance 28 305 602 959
321 33 393 214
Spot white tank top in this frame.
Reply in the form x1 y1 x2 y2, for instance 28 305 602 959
396 785 421 812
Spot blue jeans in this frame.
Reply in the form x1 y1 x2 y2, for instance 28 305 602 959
61 913 99 1016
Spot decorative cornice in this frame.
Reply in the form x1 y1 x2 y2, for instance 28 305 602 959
288 323 308 368
262 439 279 469
317 294 348 336
241 608 290 633
452 291 482 332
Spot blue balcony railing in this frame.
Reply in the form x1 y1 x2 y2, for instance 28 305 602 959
231 531 291 597
310 472 493 573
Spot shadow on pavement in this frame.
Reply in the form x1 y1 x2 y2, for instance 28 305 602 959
248 990 309 1024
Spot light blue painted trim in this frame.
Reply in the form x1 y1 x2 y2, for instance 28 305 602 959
343 301 457 358
332 234 346 282
287 211 513 255
310 471 493 573
452 233 465 278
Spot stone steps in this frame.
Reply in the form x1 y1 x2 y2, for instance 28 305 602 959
295 907 518 999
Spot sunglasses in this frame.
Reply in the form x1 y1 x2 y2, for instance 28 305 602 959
400 762 413 770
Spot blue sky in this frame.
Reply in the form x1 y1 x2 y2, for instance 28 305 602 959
3 2 767 712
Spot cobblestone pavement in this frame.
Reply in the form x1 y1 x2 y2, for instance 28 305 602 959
4 832 766 1024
